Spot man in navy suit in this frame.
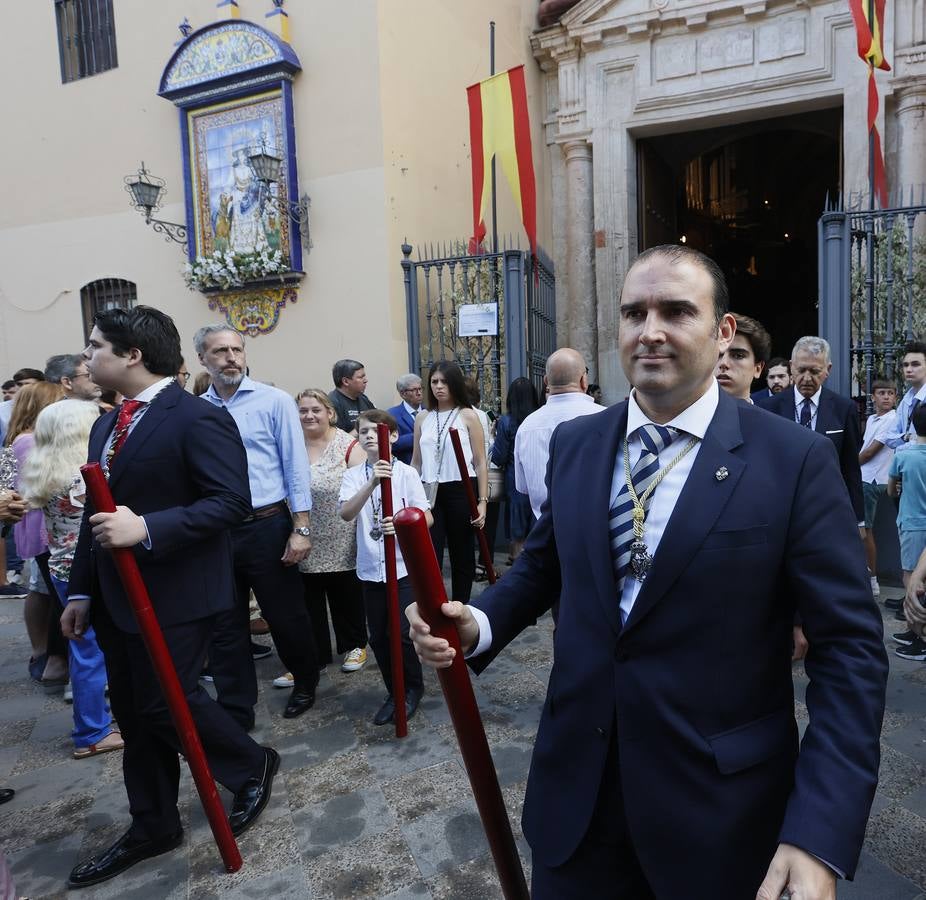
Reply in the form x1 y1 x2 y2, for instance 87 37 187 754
61 307 278 888
387 373 423 464
757 337 865 525
409 246 887 899
751 356 790 401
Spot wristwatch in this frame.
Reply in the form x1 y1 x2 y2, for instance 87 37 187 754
293 526 311 537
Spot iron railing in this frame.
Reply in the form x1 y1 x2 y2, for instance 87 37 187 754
818 189 926 408
55 0 118 84
401 239 555 414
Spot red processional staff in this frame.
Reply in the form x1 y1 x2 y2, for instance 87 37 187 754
394 506 527 899
376 422 408 738
81 463 242 873
448 427 496 584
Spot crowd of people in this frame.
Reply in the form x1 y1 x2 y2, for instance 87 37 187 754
0 244 923 895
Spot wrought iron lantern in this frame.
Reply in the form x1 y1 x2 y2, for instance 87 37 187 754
124 163 188 246
247 143 312 254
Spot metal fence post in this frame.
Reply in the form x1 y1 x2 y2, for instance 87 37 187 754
401 241 421 376
818 208 851 397
504 250 527 385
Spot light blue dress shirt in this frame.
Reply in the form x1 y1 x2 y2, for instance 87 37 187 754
883 383 926 450
203 376 312 512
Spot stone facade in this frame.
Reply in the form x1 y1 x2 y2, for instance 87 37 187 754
533 0 926 398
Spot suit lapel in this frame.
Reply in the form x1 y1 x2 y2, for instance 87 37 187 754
88 408 117 471
621 392 746 637
107 384 181 491
580 403 627 637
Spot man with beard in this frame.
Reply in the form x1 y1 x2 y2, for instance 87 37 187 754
751 357 791 401
195 325 319 724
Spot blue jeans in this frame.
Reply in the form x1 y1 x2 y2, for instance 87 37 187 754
50 576 112 748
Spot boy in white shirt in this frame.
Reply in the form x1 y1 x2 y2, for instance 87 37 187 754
339 410 433 726
859 379 898 599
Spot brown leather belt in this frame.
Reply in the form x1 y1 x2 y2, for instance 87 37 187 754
242 501 288 523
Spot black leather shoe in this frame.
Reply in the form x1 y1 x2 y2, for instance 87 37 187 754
405 688 423 721
373 697 395 726
68 828 183 888
884 596 904 610
0 788 13 805
229 747 280 836
283 682 315 718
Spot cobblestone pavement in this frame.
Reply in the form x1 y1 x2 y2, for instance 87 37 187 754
1 581 925 899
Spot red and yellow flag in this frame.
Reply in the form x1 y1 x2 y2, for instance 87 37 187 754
849 0 890 70
467 66 536 258
849 0 890 206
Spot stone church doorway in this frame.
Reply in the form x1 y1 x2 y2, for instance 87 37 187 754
637 107 842 363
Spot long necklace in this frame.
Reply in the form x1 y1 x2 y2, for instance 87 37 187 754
365 462 383 541
622 435 698 581
433 406 459 470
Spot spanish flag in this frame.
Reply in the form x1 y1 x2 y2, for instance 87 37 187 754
849 0 890 206
467 66 537 259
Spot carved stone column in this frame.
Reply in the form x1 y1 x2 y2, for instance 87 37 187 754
895 76 926 200
562 138 597 373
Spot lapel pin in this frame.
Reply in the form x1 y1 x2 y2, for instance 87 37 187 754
715 466 728 481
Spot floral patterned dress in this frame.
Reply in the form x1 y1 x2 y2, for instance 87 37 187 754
299 430 358 575
44 474 85 583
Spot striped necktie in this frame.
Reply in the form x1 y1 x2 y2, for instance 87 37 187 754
105 399 145 472
608 423 677 592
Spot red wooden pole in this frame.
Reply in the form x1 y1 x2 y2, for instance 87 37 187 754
80 463 242 874
394 506 528 900
448 427 497 584
376 422 407 738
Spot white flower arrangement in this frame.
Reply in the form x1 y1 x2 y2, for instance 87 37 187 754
183 247 288 291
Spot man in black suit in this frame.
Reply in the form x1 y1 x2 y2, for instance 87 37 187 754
62 307 278 889
757 336 865 525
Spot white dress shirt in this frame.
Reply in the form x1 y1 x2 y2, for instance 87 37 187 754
514 392 604 518
860 410 897 484
470 381 718 651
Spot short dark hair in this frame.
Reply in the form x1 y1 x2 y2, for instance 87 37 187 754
357 408 398 434
332 359 364 389
630 244 729 325
12 368 45 384
730 313 772 367
766 357 790 374
93 306 182 377
2 381 14 391
507 377 540 425
44 354 83 383
903 341 926 359
425 361 472 411
871 378 896 393
912 403 926 437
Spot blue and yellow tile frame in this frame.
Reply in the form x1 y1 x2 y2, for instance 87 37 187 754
159 19 304 333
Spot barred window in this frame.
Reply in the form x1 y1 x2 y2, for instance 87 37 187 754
55 0 118 84
81 279 136 344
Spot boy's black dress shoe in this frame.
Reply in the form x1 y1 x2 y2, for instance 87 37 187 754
0 788 13 805
373 697 395 726
229 747 280 836
68 828 183 888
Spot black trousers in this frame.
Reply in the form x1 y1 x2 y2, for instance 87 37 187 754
35 551 67 659
93 602 264 842
361 578 422 697
429 480 477 603
302 570 367 664
209 514 319 726
531 731 655 899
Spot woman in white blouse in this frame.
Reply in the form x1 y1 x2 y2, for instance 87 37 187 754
412 361 488 603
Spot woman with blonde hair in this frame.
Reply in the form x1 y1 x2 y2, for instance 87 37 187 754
5 381 69 685
20 400 123 759
272 389 367 688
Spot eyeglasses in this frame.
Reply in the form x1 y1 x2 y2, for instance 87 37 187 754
178 372 191 384
71 372 92 381
401 387 423 394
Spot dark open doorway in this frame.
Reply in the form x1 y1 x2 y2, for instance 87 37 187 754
637 107 842 362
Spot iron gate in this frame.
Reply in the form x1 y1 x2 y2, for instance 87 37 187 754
401 239 555 413
818 190 926 406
